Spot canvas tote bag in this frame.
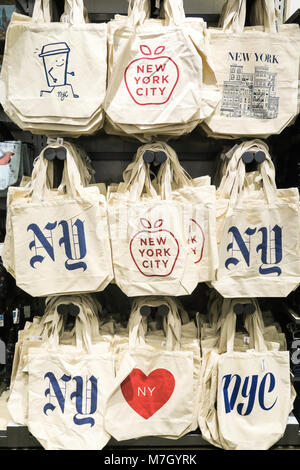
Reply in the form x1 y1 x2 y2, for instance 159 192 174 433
154 142 219 283
7 293 88 425
6 142 113 297
27 298 115 450
117 296 202 440
203 0 299 138
0 0 107 135
216 305 294 450
104 297 196 440
108 145 199 297
198 298 295 449
104 0 220 139
212 140 300 298
2 140 95 278
249 0 300 121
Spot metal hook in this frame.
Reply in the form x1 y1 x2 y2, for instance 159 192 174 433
44 146 67 161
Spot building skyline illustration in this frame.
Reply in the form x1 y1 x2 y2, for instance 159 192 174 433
220 64 279 119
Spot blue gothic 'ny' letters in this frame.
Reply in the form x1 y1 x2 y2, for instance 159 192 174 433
70 376 98 427
27 222 57 268
226 227 256 270
225 225 282 275
43 372 71 415
222 373 277 415
257 225 282 276
27 218 87 271
59 219 87 271
43 373 98 426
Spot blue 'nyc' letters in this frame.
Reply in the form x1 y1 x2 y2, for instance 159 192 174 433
27 217 87 271
43 372 98 427
222 372 278 415
226 225 282 275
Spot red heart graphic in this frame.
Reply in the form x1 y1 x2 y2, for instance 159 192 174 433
121 368 175 419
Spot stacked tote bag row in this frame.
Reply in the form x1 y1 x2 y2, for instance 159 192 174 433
198 295 295 450
6 293 295 450
0 0 220 140
2 139 218 298
3 138 300 299
2 140 300 297
0 0 300 140
0 0 108 137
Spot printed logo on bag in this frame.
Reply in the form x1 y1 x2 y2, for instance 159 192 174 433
121 368 175 419
124 45 179 105
44 372 98 426
220 52 280 119
130 218 180 277
36 42 79 101
188 219 205 264
225 225 282 276
27 218 87 271
222 373 278 415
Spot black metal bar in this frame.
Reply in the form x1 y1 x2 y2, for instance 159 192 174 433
1 421 300 449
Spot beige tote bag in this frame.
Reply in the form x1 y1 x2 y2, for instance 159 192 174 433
0 0 107 134
104 298 196 440
108 149 198 297
203 0 299 137
104 0 220 132
216 306 293 450
27 301 114 450
7 144 113 297
212 140 300 297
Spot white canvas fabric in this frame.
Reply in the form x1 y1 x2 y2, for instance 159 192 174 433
104 297 198 440
2 141 95 278
26 297 115 450
249 0 300 121
7 321 48 426
4 142 113 297
103 0 220 140
153 143 219 283
0 0 107 136
216 304 293 450
212 140 300 298
107 143 199 296
202 0 299 138
198 298 295 450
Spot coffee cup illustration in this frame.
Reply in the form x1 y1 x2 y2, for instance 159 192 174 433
39 42 79 98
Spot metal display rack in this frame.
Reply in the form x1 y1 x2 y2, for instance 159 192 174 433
0 0 299 451
0 420 299 449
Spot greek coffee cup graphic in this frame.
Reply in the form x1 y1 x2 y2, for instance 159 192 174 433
39 42 79 98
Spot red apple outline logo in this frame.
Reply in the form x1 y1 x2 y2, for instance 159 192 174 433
124 45 180 106
129 218 180 277
189 218 205 264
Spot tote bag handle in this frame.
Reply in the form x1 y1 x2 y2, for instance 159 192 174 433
32 0 52 23
250 0 282 33
220 0 279 33
161 0 186 26
29 143 86 202
127 0 151 27
218 140 277 206
128 297 182 351
218 299 268 354
32 0 85 24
